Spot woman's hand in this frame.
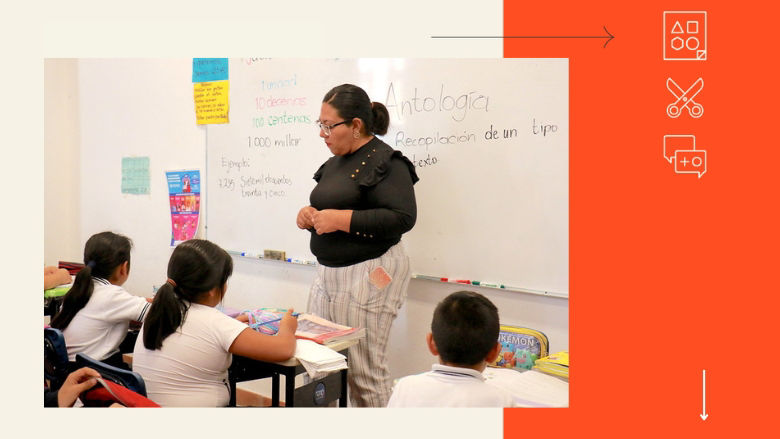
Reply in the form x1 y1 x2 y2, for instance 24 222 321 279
58 367 101 407
311 209 352 235
296 206 317 229
235 313 250 323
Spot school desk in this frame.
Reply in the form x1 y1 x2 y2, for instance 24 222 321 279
483 367 569 408
228 338 357 407
121 336 356 407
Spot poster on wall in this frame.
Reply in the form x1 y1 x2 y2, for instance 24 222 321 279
166 170 201 246
121 156 151 195
193 58 230 125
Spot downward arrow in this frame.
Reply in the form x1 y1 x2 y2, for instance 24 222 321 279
700 369 708 420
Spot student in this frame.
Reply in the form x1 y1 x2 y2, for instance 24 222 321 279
45 367 101 407
50 232 150 368
132 239 297 407
387 291 515 407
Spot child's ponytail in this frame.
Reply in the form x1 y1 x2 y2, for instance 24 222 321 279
142 239 233 350
51 232 132 330
50 263 94 330
142 281 187 350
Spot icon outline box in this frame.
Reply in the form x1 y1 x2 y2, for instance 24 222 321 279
664 11 708 61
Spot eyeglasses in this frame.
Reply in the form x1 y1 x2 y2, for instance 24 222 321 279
316 120 349 136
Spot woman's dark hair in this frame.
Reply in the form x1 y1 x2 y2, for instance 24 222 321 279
142 239 233 350
322 83 389 136
51 231 133 330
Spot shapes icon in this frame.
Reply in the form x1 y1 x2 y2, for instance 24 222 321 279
663 135 707 178
666 77 704 118
664 11 707 61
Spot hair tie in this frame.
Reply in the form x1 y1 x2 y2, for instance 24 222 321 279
86 260 96 268
166 278 177 288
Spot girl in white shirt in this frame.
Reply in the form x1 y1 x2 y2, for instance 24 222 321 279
51 231 150 368
132 239 298 407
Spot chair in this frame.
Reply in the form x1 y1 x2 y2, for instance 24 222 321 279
75 353 147 397
44 327 70 391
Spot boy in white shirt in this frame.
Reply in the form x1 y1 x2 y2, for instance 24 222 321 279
387 290 514 407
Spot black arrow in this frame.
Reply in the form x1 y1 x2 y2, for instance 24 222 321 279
432 26 615 48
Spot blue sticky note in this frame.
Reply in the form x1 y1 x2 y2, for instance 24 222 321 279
192 58 229 82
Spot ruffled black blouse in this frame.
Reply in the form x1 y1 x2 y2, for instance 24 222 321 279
309 136 419 267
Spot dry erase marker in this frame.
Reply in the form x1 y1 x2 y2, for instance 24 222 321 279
455 279 471 284
414 275 441 282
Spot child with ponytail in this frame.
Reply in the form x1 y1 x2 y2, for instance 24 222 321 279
132 239 297 407
50 231 150 368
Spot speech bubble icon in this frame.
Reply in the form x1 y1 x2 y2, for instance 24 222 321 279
663 135 696 163
674 149 707 178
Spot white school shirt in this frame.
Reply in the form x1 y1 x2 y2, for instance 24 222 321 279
386 364 516 407
132 302 248 407
62 278 150 362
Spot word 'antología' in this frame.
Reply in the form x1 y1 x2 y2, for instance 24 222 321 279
385 82 489 122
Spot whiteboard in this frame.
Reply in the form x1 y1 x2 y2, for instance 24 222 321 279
206 58 568 295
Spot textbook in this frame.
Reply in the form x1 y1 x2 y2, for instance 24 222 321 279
533 351 569 380
295 313 365 345
488 325 549 371
244 308 365 345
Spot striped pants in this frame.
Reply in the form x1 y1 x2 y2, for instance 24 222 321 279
306 242 410 407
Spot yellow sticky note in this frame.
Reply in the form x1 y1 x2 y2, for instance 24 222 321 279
194 80 229 125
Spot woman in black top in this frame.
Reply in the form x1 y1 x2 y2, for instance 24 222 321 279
296 84 418 407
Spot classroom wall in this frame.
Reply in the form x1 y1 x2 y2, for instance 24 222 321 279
44 58 568 383
44 59 82 266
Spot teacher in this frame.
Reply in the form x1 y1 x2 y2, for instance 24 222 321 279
296 83 419 407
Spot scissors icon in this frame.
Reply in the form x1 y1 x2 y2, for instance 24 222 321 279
666 77 703 118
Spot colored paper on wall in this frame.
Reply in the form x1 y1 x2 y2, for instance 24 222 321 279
121 156 150 195
194 80 229 125
192 58 229 82
166 170 201 246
